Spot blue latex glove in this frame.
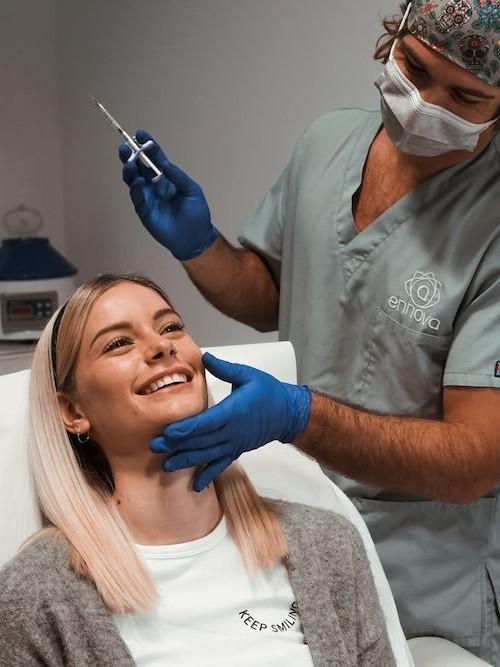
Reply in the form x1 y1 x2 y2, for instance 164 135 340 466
118 129 219 261
150 352 312 492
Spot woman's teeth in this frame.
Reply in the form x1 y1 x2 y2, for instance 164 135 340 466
144 373 188 395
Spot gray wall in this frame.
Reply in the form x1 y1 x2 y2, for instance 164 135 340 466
3 0 397 347
0 0 66 252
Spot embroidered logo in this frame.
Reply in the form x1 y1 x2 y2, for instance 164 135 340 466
405 271 442 309
388 271 442 332
495 361 500 378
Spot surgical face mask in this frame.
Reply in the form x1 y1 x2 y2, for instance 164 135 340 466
374 39 498 157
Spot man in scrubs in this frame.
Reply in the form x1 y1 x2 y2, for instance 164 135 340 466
119 1 500 661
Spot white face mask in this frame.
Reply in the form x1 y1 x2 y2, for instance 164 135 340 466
374 39 498 157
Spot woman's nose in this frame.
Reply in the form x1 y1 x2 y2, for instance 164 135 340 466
146 335 177 362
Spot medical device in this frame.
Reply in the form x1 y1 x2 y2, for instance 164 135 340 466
90 95 162 182
0 205 77 341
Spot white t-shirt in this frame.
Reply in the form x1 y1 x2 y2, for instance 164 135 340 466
113 517 314 666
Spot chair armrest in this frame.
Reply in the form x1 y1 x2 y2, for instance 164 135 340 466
408 637 492 666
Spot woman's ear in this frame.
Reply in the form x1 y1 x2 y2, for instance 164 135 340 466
57 391 91 436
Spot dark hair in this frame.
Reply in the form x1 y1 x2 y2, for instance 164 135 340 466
374 3 409 64
373 3 500 132
50 303 67 381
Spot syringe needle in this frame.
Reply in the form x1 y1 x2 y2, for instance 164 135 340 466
89 93 162 180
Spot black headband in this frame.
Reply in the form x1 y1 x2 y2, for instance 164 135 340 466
50 304 67 385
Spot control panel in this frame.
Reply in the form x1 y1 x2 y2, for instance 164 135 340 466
1 291 58 334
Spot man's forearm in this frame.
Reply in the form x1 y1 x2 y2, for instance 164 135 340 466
182 235 279 332
295 392 495 503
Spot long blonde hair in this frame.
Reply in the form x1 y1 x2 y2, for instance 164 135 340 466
28 274 287 614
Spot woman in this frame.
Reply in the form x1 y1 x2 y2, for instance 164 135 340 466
0 273 395 666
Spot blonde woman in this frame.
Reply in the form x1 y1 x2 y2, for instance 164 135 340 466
0 274 395 666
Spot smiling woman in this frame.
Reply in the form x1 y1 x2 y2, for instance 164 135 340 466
0 274 396 666
34 274 285 603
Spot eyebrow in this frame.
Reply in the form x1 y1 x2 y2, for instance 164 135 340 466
90 307 179 349
400 42 496 100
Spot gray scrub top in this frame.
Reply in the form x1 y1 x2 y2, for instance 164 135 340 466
239 109 500 654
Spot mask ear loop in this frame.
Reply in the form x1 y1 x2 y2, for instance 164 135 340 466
398 2 412 34
390 2 413 58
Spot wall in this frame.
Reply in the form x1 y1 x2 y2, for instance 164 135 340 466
0 0 67 252
56 1 395 346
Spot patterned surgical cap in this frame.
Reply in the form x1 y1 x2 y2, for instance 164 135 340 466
406 0 500 87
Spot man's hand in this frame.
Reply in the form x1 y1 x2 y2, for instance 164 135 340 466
119 130 219 260
150 352 312 491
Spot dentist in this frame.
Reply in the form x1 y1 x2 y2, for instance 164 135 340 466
119 1 500 662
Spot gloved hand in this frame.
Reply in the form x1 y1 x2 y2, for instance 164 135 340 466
118 129 219 261
150 352 312 492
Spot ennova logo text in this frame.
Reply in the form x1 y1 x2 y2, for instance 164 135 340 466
387 271 441 332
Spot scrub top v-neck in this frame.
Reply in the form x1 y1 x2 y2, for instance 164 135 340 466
239 108 500 649
335 114 467 282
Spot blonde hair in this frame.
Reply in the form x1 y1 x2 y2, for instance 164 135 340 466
28 273 287 614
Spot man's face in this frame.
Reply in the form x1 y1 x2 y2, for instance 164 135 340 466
395 34 500 125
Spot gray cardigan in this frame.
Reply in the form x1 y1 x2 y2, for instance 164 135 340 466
0 501 395 666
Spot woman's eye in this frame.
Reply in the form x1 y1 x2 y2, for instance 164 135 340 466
103 322 184 353
160 321 185 335
104 336 132 353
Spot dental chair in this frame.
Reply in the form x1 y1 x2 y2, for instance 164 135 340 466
0 341 490 667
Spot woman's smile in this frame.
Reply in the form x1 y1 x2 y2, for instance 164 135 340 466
142 380 193 397
136 365 194 395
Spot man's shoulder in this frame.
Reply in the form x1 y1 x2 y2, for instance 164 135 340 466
303 107 379 144
289 108 379 173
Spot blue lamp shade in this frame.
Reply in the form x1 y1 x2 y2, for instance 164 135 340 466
0 238 77 281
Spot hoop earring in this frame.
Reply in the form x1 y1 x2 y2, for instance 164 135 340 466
76 429 90 444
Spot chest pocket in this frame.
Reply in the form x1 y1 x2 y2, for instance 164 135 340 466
353 307 452 418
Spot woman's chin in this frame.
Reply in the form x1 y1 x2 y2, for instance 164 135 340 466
92 403 207 461
148 400 207 431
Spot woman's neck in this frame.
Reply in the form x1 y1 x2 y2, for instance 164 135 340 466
111 459 222 546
